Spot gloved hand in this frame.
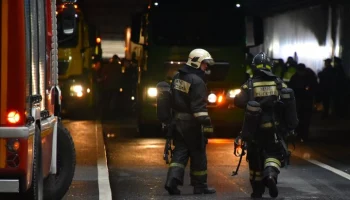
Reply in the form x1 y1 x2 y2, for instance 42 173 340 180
233 135 246 157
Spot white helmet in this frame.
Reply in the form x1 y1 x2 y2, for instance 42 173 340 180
186 48 214 69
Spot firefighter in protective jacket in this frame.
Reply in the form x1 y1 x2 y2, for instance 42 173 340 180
234 52 298 198
164 48 216 195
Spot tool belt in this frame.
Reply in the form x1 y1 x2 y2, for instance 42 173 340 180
174 112 194 120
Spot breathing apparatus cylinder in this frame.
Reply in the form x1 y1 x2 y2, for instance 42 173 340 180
156 81 172 124
280 88 299 131
241 101 262 141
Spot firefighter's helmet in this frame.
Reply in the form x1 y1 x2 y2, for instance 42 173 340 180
186 48 214 69
251 52 273 71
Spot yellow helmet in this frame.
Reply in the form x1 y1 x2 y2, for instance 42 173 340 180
186 48 214 69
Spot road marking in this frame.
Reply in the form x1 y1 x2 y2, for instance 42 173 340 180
307 159 350 181
96 122 112 200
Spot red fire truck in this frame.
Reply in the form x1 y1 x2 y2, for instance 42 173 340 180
0 0 76 199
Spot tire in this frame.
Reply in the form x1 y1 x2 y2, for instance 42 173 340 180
43 122 76 200
26 125 44 200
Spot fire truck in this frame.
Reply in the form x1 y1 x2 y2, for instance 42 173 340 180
0 0 76 199
130 0 263 136
57 1 102 116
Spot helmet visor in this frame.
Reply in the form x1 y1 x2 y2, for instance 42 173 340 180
202 59 215 66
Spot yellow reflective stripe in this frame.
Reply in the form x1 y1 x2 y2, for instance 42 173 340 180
253 81 276 87
281 94 291 98
260 121 279 128
170 163 185 168
250 175 263 181
202 126 213 133
265 158 281 166
256 64 272 70
191 170 207 176
261 122 273 128
254 85 278 97
174 79 191 93
249 170 261 175
242 84 248 89
193 112 208 117
265 158 281 170
265 162 281 170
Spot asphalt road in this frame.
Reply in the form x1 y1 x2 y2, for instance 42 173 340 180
2 112 349 200
102 118 350 200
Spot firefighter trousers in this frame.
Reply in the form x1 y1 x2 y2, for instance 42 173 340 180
165 120 208 187
247 132 284 195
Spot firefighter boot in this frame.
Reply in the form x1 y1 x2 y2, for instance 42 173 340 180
250 180 265 198
164 179 181 195
193 183 216 194
266 176 278 198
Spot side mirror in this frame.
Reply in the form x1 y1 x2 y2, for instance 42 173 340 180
245 16 264 47
61 4 77 35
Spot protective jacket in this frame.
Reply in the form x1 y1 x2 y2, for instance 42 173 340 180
171 65 210 123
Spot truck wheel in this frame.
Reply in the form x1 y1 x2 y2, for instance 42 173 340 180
43 122 76 200
26 125 44 200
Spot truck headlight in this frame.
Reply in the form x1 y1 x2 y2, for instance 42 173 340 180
208 93 217 103
71 85 83 93
228 89 241 98
147 87 157 97
70 84 84 97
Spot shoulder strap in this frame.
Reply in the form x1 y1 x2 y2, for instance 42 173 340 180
274 77 283 100
248 78 254 101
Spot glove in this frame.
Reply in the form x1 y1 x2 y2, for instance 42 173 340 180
234 135 246 157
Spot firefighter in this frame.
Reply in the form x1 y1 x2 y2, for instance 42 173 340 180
234 52 298 198
282 56 297 84
164 48 216 195
245 53 254 80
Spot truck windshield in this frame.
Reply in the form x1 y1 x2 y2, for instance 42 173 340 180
165 62 230 82
150 1 245 46
57 13 79 48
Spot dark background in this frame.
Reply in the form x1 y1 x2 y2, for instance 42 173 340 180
78 0 335 42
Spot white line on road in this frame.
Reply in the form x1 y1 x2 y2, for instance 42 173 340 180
96 122 112 200
307 159 350 181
